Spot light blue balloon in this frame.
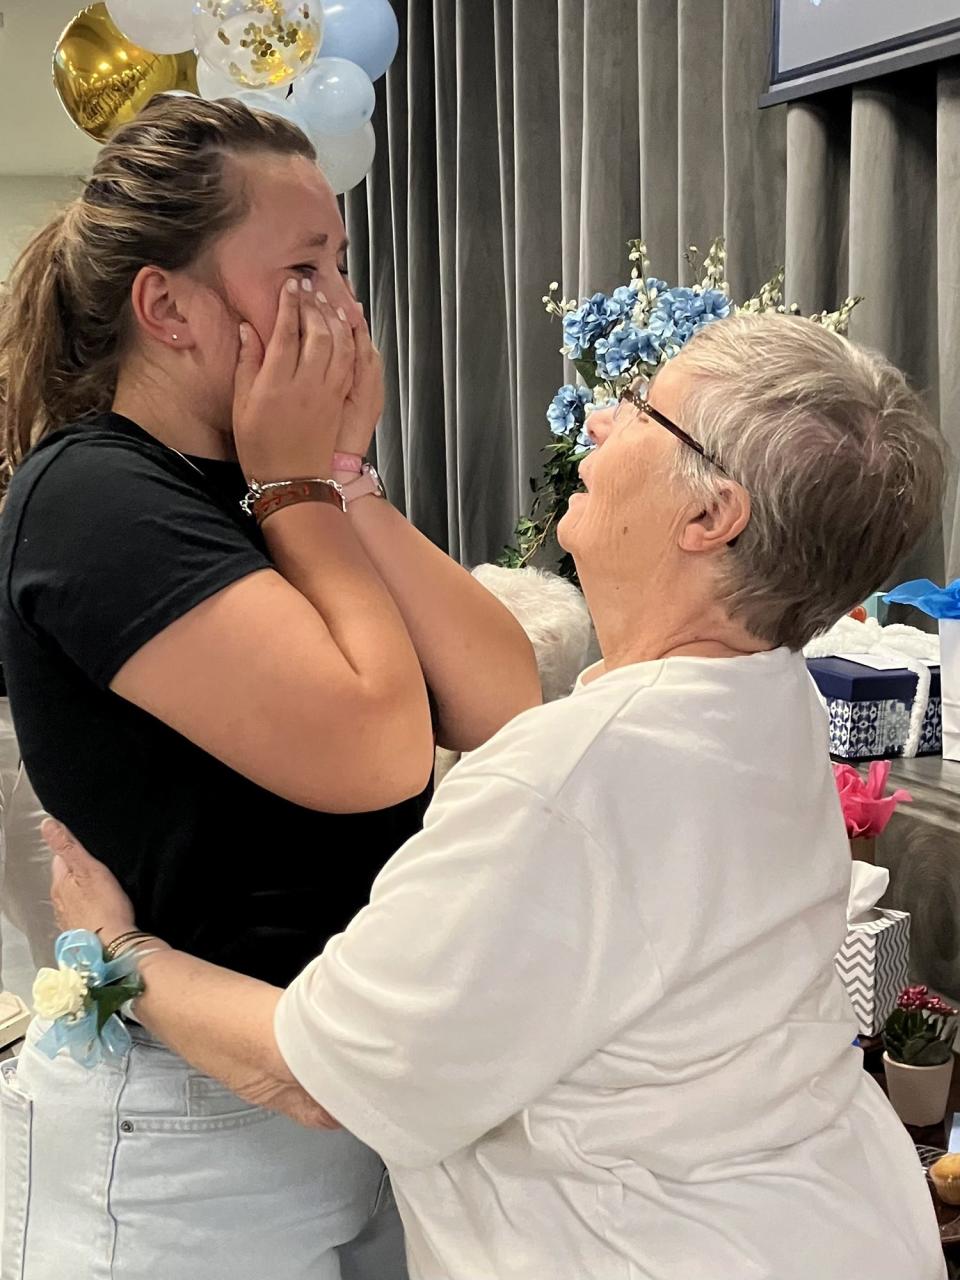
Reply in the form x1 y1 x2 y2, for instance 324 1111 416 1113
293 58 376 137
231 89 308 133
320 0 399 82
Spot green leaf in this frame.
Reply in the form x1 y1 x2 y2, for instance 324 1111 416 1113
573 359 601 390
908 1039 954 1067
92 977 144 1034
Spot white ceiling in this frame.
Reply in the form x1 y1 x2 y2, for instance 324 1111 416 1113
0 1 103 175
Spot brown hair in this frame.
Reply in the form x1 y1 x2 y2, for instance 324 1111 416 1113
674 313 946 650
0 94 314 482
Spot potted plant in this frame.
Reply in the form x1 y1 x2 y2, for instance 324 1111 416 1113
882 985 958 1127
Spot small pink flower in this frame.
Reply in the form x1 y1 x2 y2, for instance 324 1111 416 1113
924 996 958 1017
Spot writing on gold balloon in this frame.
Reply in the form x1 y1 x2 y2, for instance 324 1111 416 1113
53 4 197 142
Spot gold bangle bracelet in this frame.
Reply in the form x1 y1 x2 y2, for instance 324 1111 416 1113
105 930 156 961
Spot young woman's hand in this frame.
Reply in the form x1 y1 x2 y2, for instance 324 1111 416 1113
233 278 355 482
334 316 384 459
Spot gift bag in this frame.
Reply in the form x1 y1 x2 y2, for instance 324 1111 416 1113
885 580 959 761
941 619 960 761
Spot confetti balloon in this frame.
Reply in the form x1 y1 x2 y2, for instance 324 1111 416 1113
193 0 322 91
196 56 289 101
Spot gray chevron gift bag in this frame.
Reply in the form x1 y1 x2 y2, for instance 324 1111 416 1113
835 910 911 1037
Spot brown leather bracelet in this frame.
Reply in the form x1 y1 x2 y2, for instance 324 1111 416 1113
243 478 347 525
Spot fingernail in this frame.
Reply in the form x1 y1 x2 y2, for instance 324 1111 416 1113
316 290 328 304
300 277 313 293
337 307 347 321
285 278 299 294
238 323 249 345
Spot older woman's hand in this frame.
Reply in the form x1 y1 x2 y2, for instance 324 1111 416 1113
43 820 342 1131
44 818 136 944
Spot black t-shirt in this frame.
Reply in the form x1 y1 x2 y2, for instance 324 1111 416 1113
0 413 432 986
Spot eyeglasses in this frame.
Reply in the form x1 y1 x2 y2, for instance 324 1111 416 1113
618 375 731 477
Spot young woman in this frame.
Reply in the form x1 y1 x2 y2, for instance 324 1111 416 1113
0 95 539 1279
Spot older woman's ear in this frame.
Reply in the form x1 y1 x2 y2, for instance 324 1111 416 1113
678 483 750 554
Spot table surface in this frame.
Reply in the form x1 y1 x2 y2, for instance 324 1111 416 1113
863 1045 960 1263
876 757 960 1001
888 756 960 813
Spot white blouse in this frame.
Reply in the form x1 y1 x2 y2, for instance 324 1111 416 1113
276 648 944 1280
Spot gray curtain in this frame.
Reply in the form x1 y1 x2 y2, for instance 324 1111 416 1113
786 68 955 587
347 0 956 583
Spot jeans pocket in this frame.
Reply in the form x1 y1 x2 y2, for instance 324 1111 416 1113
185 1075 263 1120
0 1059 33 1280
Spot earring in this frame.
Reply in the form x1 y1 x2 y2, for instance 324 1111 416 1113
171 333 179 342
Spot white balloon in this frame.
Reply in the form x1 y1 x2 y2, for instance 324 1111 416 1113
106 0 195 53
230 90 309 133
310 121 376 195
196 60 288 103
292 58 376 138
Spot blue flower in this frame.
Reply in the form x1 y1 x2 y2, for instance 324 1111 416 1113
562 287 638 358
644 277 669 296
611 284 640 312
648 286 731 351
595 324 662 378
547 384 593 437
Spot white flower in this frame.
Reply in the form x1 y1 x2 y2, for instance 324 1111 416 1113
33 965 89 1020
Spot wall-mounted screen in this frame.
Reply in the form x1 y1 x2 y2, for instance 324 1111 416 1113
764 0 960 105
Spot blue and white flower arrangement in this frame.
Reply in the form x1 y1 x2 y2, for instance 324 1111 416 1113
504 237 861 582
32 929 144 1067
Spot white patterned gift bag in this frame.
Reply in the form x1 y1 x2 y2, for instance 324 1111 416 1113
940 619 960 761
885 579 960 760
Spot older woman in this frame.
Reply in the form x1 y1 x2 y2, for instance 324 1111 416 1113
45 314 945 1279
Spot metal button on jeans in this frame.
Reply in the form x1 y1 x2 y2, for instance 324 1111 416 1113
119 1120 134 1134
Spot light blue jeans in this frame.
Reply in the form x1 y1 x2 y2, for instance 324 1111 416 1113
0 1020 407 1279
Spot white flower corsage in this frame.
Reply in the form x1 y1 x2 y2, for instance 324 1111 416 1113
32 929 144 1068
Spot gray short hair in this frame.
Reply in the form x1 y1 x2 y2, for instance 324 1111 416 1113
673 313 945 650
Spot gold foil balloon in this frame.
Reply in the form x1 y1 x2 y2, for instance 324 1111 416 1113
53 4 199 143
194 1 322 91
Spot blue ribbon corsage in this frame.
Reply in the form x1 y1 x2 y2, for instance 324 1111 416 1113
32 929 145 1068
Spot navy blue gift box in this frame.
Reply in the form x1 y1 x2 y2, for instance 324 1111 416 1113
806 658 942 762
